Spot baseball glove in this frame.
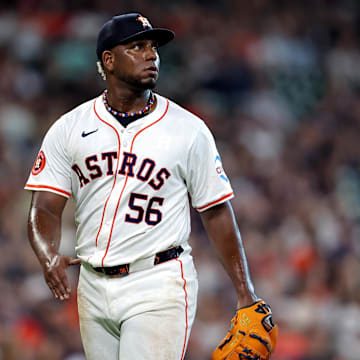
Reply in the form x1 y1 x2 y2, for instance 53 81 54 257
212 300 278 360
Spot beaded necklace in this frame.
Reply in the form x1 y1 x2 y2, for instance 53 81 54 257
102 90 155 118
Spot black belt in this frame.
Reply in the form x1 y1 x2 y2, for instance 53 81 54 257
93 246 184 276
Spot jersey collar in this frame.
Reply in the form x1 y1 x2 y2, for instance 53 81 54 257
94 92 167 131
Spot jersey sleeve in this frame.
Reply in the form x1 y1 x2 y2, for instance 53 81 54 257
24 118 72 198
186 122 234 212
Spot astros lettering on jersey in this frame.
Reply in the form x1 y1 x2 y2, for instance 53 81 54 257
25 93 234 267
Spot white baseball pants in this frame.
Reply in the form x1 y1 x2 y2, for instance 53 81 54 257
77 251 198 360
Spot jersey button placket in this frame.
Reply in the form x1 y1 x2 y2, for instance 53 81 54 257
98 128 124 251
122 130 134 149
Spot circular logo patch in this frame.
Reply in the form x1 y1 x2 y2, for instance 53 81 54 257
31 150 46 175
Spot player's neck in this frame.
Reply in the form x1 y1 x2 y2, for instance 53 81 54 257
105 86 151 114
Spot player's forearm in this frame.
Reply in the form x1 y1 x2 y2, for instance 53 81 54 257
28 206 62 267
200 201 257 306
28 191 68 267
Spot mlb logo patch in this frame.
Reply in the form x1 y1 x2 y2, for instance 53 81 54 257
215 155 229 182
32 150 46 175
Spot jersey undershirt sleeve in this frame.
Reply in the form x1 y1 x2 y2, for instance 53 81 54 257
25 117 72 198
186 122 234 212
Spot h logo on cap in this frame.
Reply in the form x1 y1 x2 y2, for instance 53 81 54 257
136 15 152 28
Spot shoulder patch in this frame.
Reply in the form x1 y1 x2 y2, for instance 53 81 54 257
215 155 229 182
31 150 46 175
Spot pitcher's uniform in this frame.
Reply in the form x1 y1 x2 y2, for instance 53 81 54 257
25 93 234 360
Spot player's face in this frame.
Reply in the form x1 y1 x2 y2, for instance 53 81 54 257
107 39 160 89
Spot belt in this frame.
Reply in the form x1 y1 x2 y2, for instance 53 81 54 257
93 246 184 276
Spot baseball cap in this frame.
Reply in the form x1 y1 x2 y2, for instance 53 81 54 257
96 13 175 60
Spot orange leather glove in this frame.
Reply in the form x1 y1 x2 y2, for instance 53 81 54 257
212 300 278 360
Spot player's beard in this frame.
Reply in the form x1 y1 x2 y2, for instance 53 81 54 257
133 77 157 90
120 73 157 90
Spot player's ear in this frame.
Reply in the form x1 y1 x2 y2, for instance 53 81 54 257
102 50 114 72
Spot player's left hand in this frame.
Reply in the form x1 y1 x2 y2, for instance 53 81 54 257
42 254 81 301
212 300 278 360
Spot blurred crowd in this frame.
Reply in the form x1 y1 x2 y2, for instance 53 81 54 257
1 0 360 359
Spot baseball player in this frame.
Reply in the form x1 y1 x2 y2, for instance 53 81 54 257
26 13 277 360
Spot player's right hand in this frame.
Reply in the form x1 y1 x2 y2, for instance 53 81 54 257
42 254 81 301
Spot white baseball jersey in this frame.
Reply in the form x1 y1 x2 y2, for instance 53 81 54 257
25 93 234 267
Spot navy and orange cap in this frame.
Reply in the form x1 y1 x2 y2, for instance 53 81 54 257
96 13 175 60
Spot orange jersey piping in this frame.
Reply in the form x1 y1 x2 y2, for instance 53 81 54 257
25 184 71 197
93 97 169 266
195 192 234 211
176 258 189 360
